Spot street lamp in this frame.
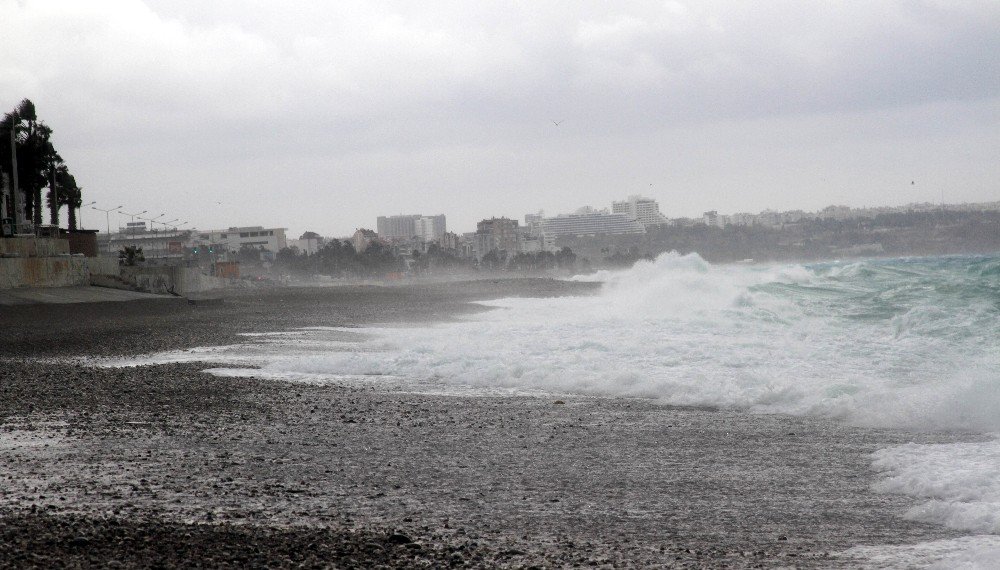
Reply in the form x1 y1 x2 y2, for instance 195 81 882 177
79 201 96 229
92 205 122 254
120 209 148 246
138 213 165 257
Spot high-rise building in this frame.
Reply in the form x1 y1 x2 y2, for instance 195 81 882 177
475 217 520 260
377 215 420 240
377 214 446 241
612 195 668 226
539 212 644 237
414 214 447 241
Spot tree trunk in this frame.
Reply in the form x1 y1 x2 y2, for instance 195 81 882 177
67 206 77 231
32 186 41 226
48 166 58 226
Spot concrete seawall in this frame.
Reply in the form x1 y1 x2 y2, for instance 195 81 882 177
90 264 235 296
0 257 89 289
0 237 89 289
1 237 233 295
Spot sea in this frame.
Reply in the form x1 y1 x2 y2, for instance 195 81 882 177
106 252 1000 567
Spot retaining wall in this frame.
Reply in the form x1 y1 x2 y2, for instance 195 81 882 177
0 257 89 289
95 265 234 295
0 237 70 257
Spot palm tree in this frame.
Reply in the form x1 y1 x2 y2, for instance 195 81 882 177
46 163 82 229
1 99 62 228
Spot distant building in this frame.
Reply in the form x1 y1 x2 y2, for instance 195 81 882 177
102 227 193 260
703 210 723 228
414 214 447 241
539 211 644 238
192 226 288 255
818 205 854 221
377 215 420 240
524 211 545 234
352 228 379 253
377 214 446 241
613 195 668 226
521 212 555 252
728 212 756 226
475 217 520 260
459 232 477 258
289 231 324 255
438 231 461 252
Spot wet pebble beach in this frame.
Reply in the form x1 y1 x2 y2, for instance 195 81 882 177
0 280 976 568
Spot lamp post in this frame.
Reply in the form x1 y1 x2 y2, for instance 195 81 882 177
79 201 96 230
138 213 164 257
92 205 122 255
120 209 147 246
159 219 179 257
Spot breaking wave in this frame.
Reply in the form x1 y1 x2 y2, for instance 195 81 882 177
235 252 999 432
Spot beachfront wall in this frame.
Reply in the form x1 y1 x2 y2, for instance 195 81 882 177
0 235 238 293
89 264 235 296
0 256 89 289
0 237 89 289
0 236 71 257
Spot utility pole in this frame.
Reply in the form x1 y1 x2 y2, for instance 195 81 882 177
9 128 19 234
49 164 57 226
79 201 96 230
138 213 164 257
120 209 147 246
92 205 122 255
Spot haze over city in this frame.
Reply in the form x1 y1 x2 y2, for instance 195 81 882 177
2 0 998 237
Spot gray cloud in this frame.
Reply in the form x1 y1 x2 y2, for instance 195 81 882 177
2 0 997 236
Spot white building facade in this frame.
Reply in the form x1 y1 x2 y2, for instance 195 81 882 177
414 215 447 241
540 212 645 238
612 195 669 226
192 226 288 254
377 214 447 241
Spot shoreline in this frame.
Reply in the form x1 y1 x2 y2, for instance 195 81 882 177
1 359 977 568
0 278 982 567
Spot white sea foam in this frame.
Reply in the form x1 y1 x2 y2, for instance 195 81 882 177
872 439 1000 534
845 535 1000 569
172 252 998 432
105 252 1000 432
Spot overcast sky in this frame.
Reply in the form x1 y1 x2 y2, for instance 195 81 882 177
2 0 998 237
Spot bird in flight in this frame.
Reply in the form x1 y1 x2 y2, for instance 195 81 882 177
552 120 564 126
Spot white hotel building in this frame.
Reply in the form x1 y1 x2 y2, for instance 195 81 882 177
612 195 669 227
191 226 288 254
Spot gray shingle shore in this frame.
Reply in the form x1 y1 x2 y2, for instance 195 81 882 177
0 279 975 567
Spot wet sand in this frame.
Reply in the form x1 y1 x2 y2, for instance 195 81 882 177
0 279 976 567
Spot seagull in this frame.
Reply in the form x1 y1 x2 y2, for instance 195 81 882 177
911 181 915 185
552 120 564 126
